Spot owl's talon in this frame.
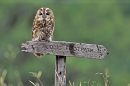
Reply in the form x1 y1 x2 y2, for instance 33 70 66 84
32 38 39 41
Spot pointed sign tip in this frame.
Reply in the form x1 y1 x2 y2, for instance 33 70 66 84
107 51 109 55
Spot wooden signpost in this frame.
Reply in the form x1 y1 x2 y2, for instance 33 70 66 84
21 41 109 86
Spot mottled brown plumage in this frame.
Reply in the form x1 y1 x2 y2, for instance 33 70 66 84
32 7 55 58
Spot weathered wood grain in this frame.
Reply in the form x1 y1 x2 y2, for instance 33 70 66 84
55 56 66 86
21 41 109 59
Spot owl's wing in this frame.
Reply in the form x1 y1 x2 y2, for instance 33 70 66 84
32 27 44 41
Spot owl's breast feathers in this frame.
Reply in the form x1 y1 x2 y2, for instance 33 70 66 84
32 17 54 41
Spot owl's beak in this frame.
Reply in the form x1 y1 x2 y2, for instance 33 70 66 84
42 14 46 18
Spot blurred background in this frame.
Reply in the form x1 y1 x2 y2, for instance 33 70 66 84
0 0 130 86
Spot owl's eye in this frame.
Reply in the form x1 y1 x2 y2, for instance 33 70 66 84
39 13 42 15
46 12 50 15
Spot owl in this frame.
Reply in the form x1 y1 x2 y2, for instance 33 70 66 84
32 7 55 58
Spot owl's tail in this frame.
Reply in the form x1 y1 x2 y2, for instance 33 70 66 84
34 53 44 58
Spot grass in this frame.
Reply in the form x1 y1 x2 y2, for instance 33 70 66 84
29 71 43 86
69 69 110 86
29 69 110 86
84 69 110 86
0 69 7 86
0 68 119 86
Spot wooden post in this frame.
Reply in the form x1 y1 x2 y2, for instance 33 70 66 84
55 55 66 86
21 41 109 86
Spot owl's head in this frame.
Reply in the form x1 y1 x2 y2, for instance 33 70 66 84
35 7 54 21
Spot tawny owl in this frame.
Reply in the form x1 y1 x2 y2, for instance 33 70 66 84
32 7 55 58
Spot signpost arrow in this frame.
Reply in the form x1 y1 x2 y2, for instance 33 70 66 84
22 41 108 59
21 40 109 86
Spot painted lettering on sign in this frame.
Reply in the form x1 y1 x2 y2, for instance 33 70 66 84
43 44 95 53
